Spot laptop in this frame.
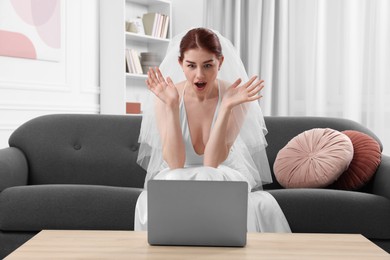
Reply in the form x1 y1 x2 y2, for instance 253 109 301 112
147 179 248 247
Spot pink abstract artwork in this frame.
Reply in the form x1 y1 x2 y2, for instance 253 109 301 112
0 0 61 61
0 30 37 59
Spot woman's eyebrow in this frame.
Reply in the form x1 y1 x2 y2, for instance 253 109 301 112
185 59 214 64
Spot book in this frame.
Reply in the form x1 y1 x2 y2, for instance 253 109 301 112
125 49 135 74
131 49 143 74
142 12 170 38
156 14 164 38
125 49 143 75
161 15 170 39
142 13 158 37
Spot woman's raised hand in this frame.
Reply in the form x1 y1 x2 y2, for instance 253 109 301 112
222 76 264 109
146 67 179 107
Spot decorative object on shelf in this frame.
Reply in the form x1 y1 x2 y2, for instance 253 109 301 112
126 102 141 114
140 52 161 74
125 17 145 35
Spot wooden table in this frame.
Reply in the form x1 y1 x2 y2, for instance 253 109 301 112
5 230 390 259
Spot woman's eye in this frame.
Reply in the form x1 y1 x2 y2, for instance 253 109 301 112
187 64 195 68
204 64 212 69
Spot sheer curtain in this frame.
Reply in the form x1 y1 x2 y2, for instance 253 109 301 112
204 0 390 155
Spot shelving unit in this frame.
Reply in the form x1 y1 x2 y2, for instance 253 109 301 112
100 0 171 115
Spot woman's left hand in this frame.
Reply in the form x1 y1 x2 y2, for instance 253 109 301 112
222 76 264 109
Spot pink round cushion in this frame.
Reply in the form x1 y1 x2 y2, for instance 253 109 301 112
274 128 354 188
333 130 382 190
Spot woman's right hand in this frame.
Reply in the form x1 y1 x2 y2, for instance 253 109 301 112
146 67 179 107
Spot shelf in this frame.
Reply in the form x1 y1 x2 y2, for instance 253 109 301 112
127 0 171 5
126 73 148 80
125 113 143 116
100 0 170 115
126 32 170 44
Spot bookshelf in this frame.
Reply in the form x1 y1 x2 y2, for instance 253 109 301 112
100 0 172 115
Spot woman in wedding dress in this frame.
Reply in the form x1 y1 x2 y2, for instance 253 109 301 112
134 28 291 232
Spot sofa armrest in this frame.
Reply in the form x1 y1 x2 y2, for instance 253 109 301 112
371 154 390 200
0 147 28 192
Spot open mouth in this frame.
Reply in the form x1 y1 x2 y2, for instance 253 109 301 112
194 81 207 90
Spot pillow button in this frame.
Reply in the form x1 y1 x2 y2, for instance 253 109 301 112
74 144 81 150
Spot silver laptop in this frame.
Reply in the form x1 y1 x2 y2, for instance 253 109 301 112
147 180 248 247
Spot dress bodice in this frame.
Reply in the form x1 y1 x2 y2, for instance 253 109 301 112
179 81 221 167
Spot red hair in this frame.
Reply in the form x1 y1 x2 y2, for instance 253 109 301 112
178 28 223 62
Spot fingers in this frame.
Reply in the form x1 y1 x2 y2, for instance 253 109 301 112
145 71 154 91
146 67 169 95
147 67 166 86
246 77 265 100
156 67 167 85
166 76 174 87
231 78 242 89
146 69 155 90
247 79 264 94
242 76 258 89
240 76 263 90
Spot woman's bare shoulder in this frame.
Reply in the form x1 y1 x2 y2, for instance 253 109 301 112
218 79 231 93
219 79 231 87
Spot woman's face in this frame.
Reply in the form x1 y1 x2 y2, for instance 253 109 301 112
180 48 223 96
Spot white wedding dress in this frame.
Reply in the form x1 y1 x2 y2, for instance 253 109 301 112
134 82 291 233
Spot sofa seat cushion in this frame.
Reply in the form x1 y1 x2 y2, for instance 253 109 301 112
268 189 390 239
0 185 143 231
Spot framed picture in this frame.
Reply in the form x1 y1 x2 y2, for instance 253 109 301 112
0 0 61 62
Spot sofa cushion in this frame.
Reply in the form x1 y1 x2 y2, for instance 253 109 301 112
273 128 354 188
333 130 382 190
263 116 383 190
268 189 390 239
0 185 143 231
9 114 146 188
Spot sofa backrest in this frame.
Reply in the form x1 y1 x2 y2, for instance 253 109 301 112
9 114 383 190
9 114 146 188
263 116 383 189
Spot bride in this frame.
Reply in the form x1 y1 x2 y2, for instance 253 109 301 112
134 28 290 233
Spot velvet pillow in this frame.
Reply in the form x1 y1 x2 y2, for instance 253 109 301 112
274 128 354 188
333 130 382 190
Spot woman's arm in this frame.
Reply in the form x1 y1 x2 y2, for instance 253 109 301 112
156 101 185 169
204 77 264 167
147 68 185 169
203 104 232 167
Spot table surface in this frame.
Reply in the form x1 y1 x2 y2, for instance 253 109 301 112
5 230 390 260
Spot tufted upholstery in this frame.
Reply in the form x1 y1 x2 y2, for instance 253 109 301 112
9 114 146 188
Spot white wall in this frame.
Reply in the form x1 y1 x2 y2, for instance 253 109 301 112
171 0 205 35
0 1 100 148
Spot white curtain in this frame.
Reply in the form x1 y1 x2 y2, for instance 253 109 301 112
204 0 390 155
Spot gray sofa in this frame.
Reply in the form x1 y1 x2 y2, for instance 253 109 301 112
0 114 389 257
